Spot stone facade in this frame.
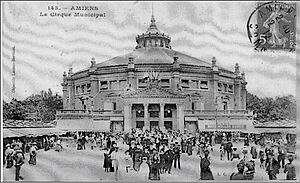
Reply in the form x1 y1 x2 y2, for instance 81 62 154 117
57 14 253 133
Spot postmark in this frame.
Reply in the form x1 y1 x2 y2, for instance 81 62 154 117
247 1 296 52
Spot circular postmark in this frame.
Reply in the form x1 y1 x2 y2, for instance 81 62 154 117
247 1 296 52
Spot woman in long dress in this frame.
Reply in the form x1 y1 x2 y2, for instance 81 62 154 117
139 157 149 181
103 149 110 172
110 147 120 181
200 150 214 180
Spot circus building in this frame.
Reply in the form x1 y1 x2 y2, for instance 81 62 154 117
56 14 254 134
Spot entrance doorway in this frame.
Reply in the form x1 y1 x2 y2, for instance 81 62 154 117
136 121 144 129
150 121 159 131
164 121 173 130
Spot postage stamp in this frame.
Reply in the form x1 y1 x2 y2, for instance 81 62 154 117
247 1 296 52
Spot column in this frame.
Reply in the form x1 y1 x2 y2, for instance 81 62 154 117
144 104 149 130
124 104 132 132
159 103 165 130
177 104 184 132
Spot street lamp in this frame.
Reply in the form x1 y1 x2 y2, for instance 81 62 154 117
215 96 222 132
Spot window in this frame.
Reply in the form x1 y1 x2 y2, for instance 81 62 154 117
218 83 222 91
136 110 144 117
81 85 85 93
100 81 108 90
150 111 159 118
224 84 228 92
164 109 172 118
110 80 118 90
138 78 147 88
87 83 91 93
200 81 209 90
191 80 198 89
161 79 170 88
192 102 195 110
76 86 81 94
136 121 144 129
113 102 117 110
181 79 189 88
228 85 233 93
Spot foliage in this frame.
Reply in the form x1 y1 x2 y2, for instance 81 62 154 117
246 91 296 122
3 88 63 122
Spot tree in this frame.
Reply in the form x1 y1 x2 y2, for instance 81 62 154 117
3 89 63 122
246 91 296 122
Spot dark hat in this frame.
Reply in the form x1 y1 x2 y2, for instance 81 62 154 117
16 150 23 154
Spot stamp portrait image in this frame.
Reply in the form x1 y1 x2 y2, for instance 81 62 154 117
1 1 299 182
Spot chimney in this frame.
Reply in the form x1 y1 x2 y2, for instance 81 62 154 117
128 54 134 69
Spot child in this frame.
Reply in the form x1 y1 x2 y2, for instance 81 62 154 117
259 150 265 168
284 154 296 180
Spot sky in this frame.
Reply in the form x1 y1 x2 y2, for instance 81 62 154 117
1 1 297 101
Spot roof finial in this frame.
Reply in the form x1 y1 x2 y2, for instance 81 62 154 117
151 2 155 23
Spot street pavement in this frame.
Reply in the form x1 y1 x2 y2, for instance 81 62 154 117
3 140 292 181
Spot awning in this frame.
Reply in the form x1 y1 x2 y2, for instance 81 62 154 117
254 128 297 134
92 120 110 132
3 128 65 138
56 119 94 131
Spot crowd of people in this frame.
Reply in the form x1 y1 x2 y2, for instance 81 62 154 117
3 129 297 181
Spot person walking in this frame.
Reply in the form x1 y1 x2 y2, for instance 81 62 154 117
284 154 296 180
5 144 14 168
230 162 245 180
14 150 25 181
266 153 280 180
29 142 37 165
110 147 120 181
173 142 181 169
200 150 214 180
165 149 174 174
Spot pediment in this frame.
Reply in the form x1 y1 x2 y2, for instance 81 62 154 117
122 85 186 98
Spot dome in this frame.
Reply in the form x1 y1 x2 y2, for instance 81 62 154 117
95 47 212 67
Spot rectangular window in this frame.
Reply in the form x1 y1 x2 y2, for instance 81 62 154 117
224 83 228 92
81 85 85 93
200 81 209 90
110 80 118 90
100 81 108 90
192 102 195 110
138 78 147 88
113 102 117 110
87 83 91 93
161 79 170 88
76 86 81 94
150 111 159 118
228 84 233 93
218 82 222 91
181 79 189 88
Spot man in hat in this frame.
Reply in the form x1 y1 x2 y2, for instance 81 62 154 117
230 162 245 180
173 141 181 169
266 152 280 180
29 142 37 165
200 150 214 180
5 144 14 168
284 154 296 180
14 149 25 181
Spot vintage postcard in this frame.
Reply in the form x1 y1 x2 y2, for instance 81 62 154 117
1 1 299 182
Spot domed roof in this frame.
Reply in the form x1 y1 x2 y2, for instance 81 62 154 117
95 47 212 67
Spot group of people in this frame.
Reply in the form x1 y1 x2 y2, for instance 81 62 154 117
3 129 297 181
4 140 39 181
